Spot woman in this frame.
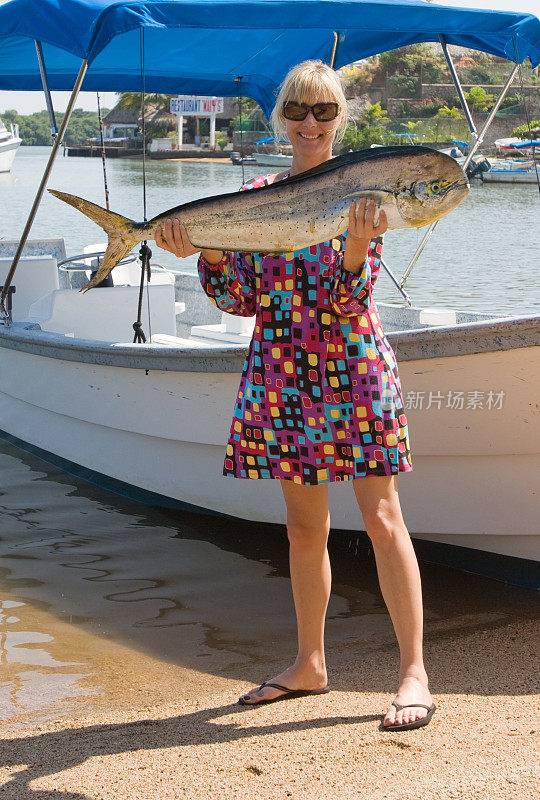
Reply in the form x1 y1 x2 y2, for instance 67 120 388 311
155 60 436 732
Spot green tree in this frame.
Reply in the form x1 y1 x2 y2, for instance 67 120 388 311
116 92 172 111
464 86 494 111
215 131 229 150
1 108 109 146
512 120 540 137
341 122 386 150
434 106 463 119
362 101 388 123
379 44 447 83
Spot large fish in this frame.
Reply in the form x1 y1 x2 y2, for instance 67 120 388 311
49 145 468 292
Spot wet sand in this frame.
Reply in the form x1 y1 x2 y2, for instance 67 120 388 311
0 438 538 799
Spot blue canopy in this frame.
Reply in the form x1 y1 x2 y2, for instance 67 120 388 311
0 0 538 115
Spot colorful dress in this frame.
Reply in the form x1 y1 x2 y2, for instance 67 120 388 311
197 173 413 485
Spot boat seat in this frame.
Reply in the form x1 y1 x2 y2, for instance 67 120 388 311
190 311 255 344
25 284 176 342
0 238 66 261
0 255 60 321
66 242 177 289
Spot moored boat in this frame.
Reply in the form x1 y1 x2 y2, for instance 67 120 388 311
0 240 538 588
252 137 293 167
0 116 21 172
482 157 539 183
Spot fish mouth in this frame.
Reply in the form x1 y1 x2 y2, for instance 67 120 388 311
448 177 470 193
434 176 470 197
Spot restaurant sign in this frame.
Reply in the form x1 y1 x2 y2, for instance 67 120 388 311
170 96 224 116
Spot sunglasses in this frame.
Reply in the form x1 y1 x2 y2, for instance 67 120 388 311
282 101 340 122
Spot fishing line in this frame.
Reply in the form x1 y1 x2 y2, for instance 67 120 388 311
133 25 151 345
140 27 148 224
96 92 110 210
235 76 246 187
514 36 539 194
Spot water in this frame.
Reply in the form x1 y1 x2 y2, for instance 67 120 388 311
2 146 539 317
0 436 534 729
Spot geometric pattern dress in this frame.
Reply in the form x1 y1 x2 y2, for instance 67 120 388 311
197 173 413 485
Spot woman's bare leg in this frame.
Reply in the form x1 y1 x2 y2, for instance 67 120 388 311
352 474 433 727
239 480 331 704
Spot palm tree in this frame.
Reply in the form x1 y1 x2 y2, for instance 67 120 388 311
116 92 172 111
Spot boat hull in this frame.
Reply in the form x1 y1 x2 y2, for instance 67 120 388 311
253 152 293 167
482 170 538 183
0 334 538 565
0 138 21 172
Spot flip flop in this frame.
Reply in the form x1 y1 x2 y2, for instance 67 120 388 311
380 701 436 731
238 680 330 706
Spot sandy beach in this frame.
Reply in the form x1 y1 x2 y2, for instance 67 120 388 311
1 592 538 799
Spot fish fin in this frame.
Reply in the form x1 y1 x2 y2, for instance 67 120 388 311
81 238 138 292
48 190 139 291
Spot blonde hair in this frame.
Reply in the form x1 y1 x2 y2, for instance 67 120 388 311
270 60 348 143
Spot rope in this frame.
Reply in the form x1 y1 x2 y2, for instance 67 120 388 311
133 26 151 344
514 36 540 194
96 92 110 210
133 242 152 343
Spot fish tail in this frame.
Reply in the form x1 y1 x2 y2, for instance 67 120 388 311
48 190 140 292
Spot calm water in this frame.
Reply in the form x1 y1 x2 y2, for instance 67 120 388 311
2 146 540 316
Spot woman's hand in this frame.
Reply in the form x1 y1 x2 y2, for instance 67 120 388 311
343 198 388 274
155 218 224 264
155 218 200 258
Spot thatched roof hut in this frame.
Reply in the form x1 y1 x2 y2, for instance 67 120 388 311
103 96 237 129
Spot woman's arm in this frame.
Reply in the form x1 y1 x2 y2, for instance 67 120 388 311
197 248 257 317
329 199 387 317
155 217 257 317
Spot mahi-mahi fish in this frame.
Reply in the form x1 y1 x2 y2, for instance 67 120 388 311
49 145 469 292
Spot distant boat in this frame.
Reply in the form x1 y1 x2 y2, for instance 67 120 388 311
494 137 528 151
230 151 256 165
253 151 293 167
252 136 293 167
0 117 21 172
482 156 539 184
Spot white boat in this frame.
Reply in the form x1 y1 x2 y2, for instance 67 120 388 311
252 136 293 167
253 151 293 167
0 238 538 588
0 117 21 172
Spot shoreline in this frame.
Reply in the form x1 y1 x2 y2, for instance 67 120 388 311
2 615 538 799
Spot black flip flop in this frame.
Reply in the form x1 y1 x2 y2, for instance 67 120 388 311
380 701 436 731
238 681 330 706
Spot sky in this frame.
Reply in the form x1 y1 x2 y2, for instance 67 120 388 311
0 0 538 115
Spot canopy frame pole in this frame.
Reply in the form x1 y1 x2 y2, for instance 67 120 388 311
439 35 478 149
398 59 520 290
0 59 88 325
35 40 58 139
329 32 339 69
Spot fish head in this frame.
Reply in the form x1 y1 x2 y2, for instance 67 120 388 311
393 151 470 228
